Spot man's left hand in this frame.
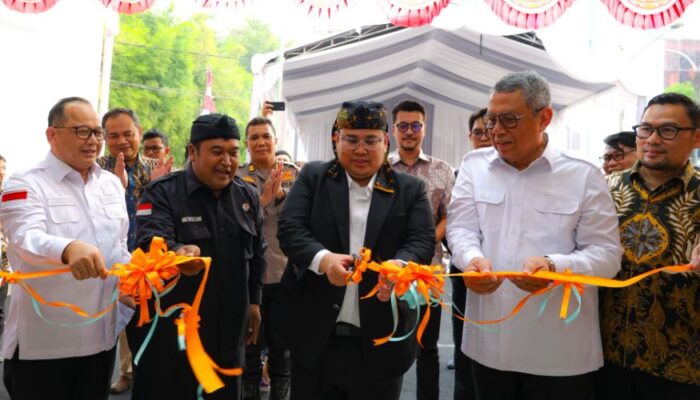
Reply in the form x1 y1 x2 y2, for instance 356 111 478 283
509 257 552 293
377 260 401 302
175 245 204 276
245 304 261 345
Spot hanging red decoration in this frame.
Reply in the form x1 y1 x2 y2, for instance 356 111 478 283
2 0 58 13
100 0 155 14
384 0 450 27
298 0 349 18
486 0 572 29
195 0 249 8
602 0 693 29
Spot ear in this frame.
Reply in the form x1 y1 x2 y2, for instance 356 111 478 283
45 126 56 143
538 107 554 130
692 128 700 149
164 147 171 156
187 143 196 161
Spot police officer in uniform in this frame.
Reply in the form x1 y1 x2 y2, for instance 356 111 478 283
130 113 267 400
238 117 298 400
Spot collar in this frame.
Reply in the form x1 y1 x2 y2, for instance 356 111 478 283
185 164 205 195
388 150 430 166
345 171 377 194
630 160 696 191
45 151 100 182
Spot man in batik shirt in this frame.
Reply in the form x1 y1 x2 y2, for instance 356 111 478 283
602 92 700 399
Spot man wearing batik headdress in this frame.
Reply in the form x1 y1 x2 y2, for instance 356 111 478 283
277 101 435 400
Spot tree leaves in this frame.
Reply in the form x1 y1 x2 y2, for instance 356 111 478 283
110 9 279 166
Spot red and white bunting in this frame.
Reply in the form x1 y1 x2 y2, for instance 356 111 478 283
2 0 58 13
383 0 450 27
100 0 155 15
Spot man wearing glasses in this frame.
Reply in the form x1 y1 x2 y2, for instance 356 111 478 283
387 100 454 400
277 101 435 399
142 128 172 162
98 108 172 394
447 71 622 400
599 93 700 399
469 108 491 150
0 97 130 399
600 131 637 175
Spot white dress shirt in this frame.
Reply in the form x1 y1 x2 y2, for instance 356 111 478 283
0 152 130 360
309 173 376 327
446 143 621 376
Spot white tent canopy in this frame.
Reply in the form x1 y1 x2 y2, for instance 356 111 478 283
253 25 640 168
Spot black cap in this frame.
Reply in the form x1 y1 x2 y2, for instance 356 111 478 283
190 113 240 144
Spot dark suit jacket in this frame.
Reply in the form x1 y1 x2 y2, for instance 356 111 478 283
277 160 435 383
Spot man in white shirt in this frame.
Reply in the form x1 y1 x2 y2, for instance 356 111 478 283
446 71 622 400
0 97 130 400
277 101 435 400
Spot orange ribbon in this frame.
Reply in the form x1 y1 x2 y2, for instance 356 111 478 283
0 237 238 394
350 248 694 345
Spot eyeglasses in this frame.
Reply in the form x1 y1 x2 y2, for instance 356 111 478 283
144 145 165 153
632 124 696 140
339 135 384 150
470 129 489 139
53 126 105 140
483 107 545 130
395 121 424 134
600 150 635 163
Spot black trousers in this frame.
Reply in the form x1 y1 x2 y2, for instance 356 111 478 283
3 346 116 400
244 283 291 399
449 274 476 400
471 359 596 400
416 303 441 400
127 315 242 400
291 335 402 400
597 362 700 400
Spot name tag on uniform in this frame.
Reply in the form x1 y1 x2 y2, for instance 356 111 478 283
181 216 203 223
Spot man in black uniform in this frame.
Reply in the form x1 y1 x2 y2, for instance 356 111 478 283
130 113 267 400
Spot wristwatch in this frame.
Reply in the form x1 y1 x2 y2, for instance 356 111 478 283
543 255 556 272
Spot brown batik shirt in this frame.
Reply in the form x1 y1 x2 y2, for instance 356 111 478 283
603 161 700 386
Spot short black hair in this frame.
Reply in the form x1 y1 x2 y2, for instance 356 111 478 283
392 100 426 121
47 97 91 126
469 108 487 132
275 150 292 158
0 154 5 162
101 107 141 129
245 117 275 137
604 132 636 151
645 93 700 127
143 128 169 146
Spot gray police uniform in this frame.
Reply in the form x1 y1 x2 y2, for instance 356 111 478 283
238 161 298 400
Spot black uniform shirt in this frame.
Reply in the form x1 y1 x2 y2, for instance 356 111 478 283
134 165 266 365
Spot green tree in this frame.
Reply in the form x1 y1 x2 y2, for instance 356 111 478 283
109 9 279 165
664 80 696 101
